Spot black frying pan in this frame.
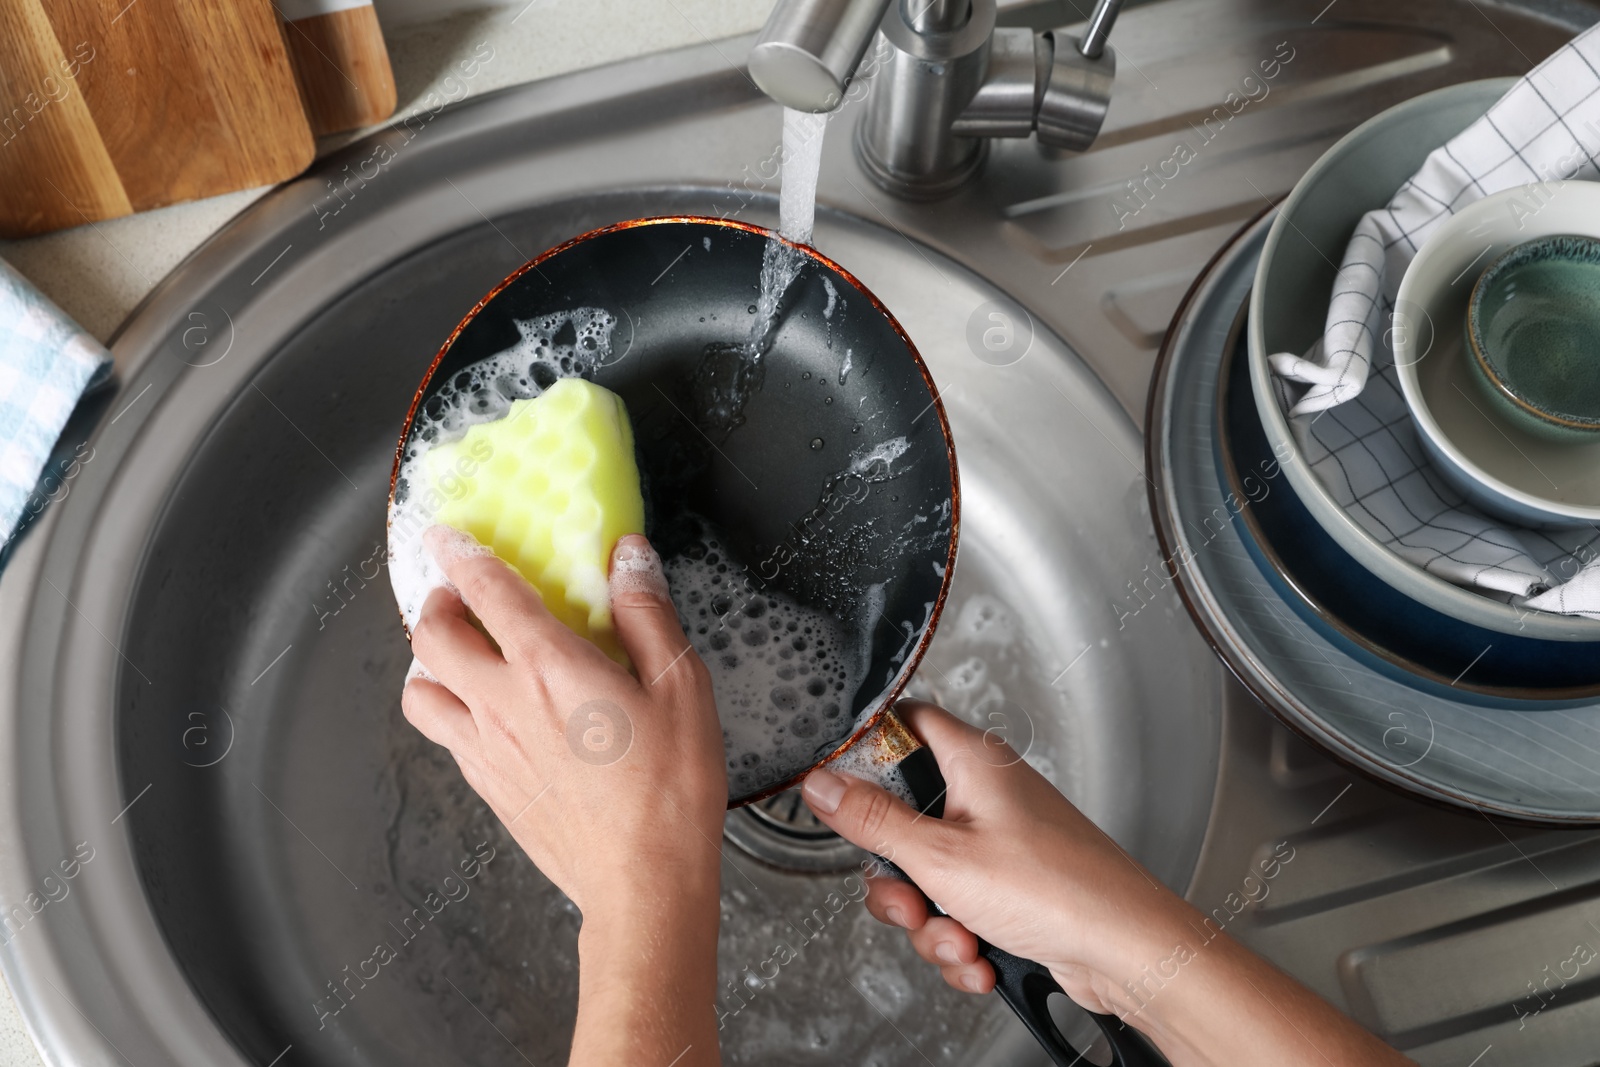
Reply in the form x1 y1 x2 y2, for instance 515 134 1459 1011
389 216 1163 1067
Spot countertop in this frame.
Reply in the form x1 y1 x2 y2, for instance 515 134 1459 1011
0 2 768 1061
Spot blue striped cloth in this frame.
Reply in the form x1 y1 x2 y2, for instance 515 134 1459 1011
0 257 110 545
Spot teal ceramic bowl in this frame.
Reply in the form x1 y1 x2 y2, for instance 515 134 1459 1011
1467 234 1600 442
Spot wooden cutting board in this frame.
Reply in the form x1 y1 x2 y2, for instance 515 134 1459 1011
0 0 314 238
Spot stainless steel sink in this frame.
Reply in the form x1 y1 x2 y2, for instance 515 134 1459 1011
1 0 1595 1065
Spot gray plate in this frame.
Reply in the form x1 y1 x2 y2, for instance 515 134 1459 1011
1151 212 1600 823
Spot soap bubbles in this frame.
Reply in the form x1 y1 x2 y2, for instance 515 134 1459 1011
665 520 866 798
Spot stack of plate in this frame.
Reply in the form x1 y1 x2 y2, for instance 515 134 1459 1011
1147 80 1600 824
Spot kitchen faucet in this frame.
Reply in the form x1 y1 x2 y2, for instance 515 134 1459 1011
749 0 1123 199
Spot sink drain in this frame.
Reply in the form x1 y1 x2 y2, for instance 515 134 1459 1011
723 788 866 872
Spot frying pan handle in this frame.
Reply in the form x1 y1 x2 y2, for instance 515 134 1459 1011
977 941 1167 1067
856 718 1169 1067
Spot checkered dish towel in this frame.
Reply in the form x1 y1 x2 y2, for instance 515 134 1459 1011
1268 24 1600 619
0 257 110 545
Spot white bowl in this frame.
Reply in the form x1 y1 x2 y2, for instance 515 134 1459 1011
1394 182 1600 527
1249 78 1600 642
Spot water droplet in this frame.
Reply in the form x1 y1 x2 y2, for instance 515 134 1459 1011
810 437 824 450
824 396 833 405
748 304 758 314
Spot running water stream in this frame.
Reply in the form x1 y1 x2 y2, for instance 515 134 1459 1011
746 108 829 357
778 107 827 244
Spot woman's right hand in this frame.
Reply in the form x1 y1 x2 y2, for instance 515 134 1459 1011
799 700 1189 1011
799 700 1414 1067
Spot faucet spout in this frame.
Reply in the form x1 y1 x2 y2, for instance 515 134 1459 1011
748 0 894 112
748 0 1124 197
900 0 970 33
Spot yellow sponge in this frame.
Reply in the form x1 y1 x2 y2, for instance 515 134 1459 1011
423 378 645 665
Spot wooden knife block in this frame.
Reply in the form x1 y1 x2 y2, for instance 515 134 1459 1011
282 4 398 137
0 0 315 238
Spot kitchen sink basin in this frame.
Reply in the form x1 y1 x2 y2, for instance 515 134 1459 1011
2 0 1596 1065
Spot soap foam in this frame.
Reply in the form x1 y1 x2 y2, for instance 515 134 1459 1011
424 524 495 570
388 308 618 629
664 521 868 797
609 537 670 601
821 743 916 806
849 435 910 478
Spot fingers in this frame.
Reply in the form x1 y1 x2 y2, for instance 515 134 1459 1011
896 699 1006 767
910 915 981 967
608 535 699 688
864 876 929 930
406 655 439 684
865 877 994 995
801 767 938 860
895 699 1032 814
412 585 504 697
903 912 994 994
401 672 479 755
867 882 980 968
423 525 583 667
941 958 996 995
